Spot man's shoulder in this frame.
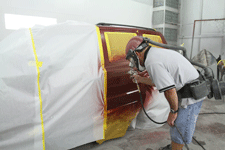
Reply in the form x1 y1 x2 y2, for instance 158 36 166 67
147 47 171 63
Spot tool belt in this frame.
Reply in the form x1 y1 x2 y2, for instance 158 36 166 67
177 78 209 100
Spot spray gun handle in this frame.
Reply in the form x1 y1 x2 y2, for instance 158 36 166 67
133 78 138 84
128 69 138 76
129 71 138 83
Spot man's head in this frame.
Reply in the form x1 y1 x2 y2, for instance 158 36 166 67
125 36 149 72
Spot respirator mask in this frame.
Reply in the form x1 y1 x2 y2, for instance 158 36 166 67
126 49 146 72
126 42 149 72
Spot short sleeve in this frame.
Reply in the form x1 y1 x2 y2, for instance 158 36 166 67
146 63 176 93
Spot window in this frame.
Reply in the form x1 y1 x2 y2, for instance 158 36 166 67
5 14 57 30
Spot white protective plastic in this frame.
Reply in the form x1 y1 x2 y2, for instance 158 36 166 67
0 21 104 150
131 87 170 129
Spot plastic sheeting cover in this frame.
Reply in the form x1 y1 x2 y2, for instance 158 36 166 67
191 49 217 67
130 87 170 129
0 21 104 150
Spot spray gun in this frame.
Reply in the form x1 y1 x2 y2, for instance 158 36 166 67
127 57 139 84
128 68 138 82
127 68 138 78
127 68 141 95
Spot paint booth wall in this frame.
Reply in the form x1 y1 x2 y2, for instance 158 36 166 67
0 0 153 42
178 0 225 60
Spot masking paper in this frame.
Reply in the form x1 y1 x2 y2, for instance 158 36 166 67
131 87 170 129
0 21 104 150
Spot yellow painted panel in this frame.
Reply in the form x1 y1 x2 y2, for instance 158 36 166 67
96 103 140 144
104 32 137 62
143 34 163 48
96 27 107 139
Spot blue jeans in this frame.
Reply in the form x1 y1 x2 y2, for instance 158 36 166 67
170 100 203 144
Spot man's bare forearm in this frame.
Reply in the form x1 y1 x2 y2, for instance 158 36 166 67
132 75 155 86
164 88 178 111
140 76 155 86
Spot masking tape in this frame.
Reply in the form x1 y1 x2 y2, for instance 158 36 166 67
96 26 107 139
29 28 46 150
217 60 225 66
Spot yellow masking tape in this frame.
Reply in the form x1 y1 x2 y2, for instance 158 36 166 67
96 26 107 139
217 60 225 66
29 28 45 150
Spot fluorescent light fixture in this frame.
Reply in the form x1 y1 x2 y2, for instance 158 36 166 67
5 14 57 30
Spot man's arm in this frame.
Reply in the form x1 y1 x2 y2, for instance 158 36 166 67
164 88 178 111
132 75 155 86
164 88 178 126
133 74 178 126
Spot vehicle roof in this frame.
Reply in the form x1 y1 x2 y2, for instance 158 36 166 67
96 23 156 31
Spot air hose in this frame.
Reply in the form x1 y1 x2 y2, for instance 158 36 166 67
134 80 206 150
135 80 167 125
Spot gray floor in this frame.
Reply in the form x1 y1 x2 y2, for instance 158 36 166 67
73 98 225 150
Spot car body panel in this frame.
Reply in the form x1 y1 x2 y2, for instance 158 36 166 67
96 24 167 144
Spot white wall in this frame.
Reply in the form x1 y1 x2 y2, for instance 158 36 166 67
179 0 225 60
0 0 153 41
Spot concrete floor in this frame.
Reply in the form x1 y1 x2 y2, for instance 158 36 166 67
73 97 225 150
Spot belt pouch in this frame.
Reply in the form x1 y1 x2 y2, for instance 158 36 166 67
189 81 209 99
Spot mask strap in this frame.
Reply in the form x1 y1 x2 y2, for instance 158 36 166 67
143 46 151 65
135 42 149 51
